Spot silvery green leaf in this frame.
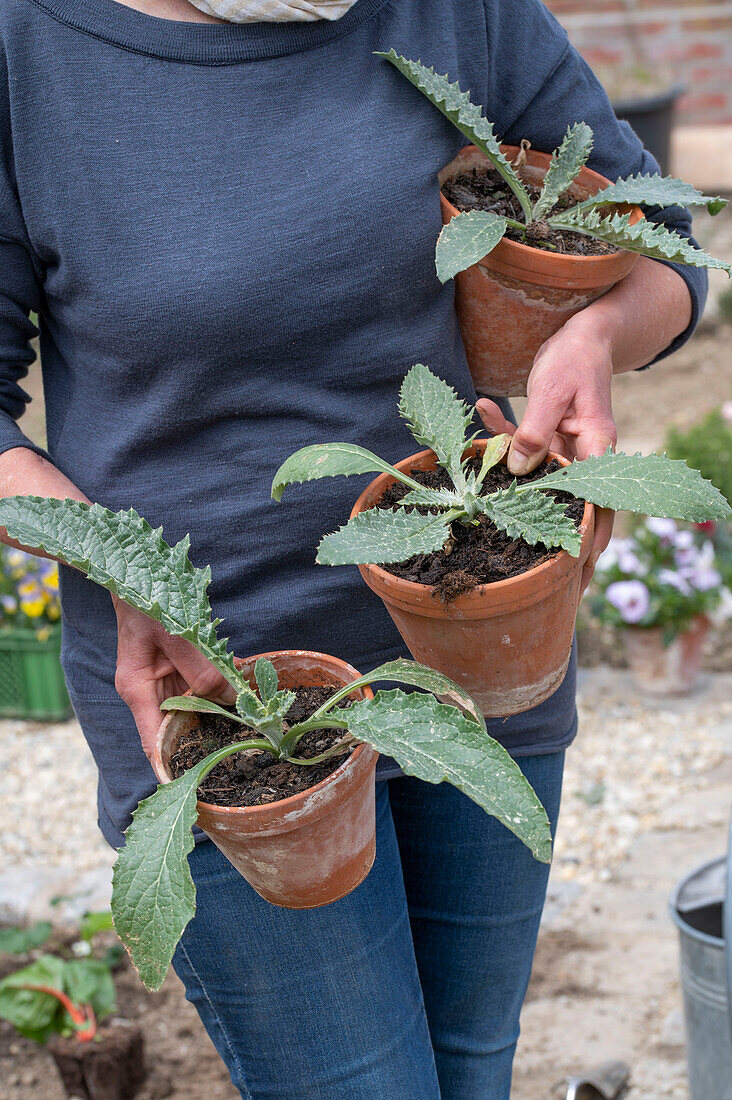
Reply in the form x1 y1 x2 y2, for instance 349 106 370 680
0 497 240 689
376 50 533 221
476 433 511 485
526 450 731 520
435 210 507 283
571 173 726 216
314 656 486 731
316 507 452 566
271 442 422 501
254 658 278 703
532 122 593 221
111 764 208 991
112 740 259 991
236 691 267 724
478 485 582 556
399 363 473 476
547 208 731 273
347 690 552 862
160 695 249 722
396 486 463 508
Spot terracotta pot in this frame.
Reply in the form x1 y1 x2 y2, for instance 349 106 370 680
438 144 643 397
153 651 378 909
623 614 709 697
352 441 594 717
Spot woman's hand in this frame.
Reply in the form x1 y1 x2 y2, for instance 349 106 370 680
476 257 693 592
113 599 236 761
477 320 616 591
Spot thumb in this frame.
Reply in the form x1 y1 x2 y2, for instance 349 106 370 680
164 635 237 705
507 388 565 476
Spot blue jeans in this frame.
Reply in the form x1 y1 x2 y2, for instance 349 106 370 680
173 753 564 1100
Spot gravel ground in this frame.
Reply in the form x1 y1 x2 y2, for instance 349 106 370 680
1 670 731 1099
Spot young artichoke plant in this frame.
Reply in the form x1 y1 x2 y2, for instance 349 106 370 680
272 364 730 566
376 50 731 283
0 494 555 990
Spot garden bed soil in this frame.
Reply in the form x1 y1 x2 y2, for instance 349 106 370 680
377 455 585 600
168 685 351 809
48 1023 145 1100
441 166 617 256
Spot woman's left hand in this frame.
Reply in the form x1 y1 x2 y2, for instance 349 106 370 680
477 319 616 592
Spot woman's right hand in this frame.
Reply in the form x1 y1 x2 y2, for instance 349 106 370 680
113 598 236 761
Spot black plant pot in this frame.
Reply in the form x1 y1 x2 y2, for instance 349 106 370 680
613 84 685 174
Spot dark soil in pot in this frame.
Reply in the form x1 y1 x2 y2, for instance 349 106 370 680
376 455 585 600
48 1022 145 1100
441 167 617 256
169 685 352 808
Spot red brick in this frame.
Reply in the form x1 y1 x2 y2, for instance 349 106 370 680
692 65 732 82
677 91 728 110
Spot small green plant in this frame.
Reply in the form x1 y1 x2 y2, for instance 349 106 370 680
376 51 731 282
0 921 52 955
0 923 116 1044
0 496 555 991
272 364 730 568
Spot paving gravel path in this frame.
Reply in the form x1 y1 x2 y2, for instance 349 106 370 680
1 670 731 1100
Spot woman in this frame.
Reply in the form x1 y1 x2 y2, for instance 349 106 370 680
0 0 703 1096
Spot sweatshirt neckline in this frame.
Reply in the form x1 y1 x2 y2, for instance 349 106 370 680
28 0 390 63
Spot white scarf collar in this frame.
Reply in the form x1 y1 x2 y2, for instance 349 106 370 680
187 0 357 21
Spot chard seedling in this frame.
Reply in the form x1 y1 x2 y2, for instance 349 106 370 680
272 364 730 566
376 50 731 282
0 495 556 991
0 943 116 1044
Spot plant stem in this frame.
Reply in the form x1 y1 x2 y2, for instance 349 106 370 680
286 736 358 766
279 715 350 758
18 985 97 1042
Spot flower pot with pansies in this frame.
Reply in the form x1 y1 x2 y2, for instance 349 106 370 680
0 494 556 994
273 365 730 714
590 517 730 695
0 546 71 720
378 51 730 397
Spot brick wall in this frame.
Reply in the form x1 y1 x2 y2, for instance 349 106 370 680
544 1 732 124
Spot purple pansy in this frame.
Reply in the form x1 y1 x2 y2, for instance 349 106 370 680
605 580 651 624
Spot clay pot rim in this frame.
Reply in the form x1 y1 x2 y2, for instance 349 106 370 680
350 442 594 611
153 649 374 818
439 143 643 274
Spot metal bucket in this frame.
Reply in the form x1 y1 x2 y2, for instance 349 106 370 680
669 815 732 1100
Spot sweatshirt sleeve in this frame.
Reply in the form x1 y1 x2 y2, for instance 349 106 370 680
483 0 707 364
0 63 48 460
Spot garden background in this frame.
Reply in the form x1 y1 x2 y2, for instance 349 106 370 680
1 2 731 1096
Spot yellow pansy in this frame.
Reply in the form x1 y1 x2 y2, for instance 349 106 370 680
20 597 46 618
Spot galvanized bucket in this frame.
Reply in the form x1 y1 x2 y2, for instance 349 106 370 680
669 813 732 1100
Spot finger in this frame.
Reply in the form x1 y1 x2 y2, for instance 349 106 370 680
574 425 617 462
581 507 615 594
475 399 516 438
163 635 237 705
507 381 568 476
114 674 169 762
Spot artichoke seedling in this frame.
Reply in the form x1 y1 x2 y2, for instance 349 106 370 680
272 364 730 566
376 50 731 283
0 495 556 990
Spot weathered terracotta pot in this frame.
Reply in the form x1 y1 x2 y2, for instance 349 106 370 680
352 441 594 717
438 144 642 397
623 614 709 697
153 651 378 909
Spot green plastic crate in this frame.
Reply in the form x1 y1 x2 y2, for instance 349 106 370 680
0 625 72 720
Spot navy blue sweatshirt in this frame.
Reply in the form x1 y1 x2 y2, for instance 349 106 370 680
1 0 705 847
